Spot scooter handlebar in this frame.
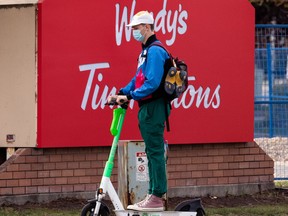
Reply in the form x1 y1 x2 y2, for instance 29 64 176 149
105 98 129 109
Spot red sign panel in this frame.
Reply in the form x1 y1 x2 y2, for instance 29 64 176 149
37 0 255 147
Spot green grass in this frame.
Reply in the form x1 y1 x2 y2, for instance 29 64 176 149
275 180 288 189
206 204 288 216
0 207 80 216
1 204 288 216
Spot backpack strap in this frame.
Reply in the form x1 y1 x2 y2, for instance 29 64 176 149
146 42 172 60
164 102 171 132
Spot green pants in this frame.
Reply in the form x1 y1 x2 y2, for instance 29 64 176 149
138 98 170 198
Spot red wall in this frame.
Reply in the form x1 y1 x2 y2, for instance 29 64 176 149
37 0 255 147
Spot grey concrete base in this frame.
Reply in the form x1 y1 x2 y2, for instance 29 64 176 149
0 191 95 205
168 182 275 198
0 183 275 205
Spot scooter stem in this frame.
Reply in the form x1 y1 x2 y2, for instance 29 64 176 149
103 107 126 178
94 107 126 216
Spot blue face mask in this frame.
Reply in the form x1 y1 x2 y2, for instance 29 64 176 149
132 29 145 42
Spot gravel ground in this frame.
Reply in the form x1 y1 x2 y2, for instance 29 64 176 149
255 137 288 161
255 137 288 179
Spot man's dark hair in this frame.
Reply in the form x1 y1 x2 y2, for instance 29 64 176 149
142 23 154 31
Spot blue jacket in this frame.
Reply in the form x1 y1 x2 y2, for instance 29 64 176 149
120 35 170 103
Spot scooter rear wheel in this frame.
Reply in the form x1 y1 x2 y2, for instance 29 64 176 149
174 199 206 216
80 201 110 216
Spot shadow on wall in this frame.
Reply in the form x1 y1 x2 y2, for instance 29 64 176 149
0 149 6 165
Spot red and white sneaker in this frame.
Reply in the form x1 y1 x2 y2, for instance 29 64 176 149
127 194 164 212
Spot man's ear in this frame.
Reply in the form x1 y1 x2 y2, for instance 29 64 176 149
146 24 151 31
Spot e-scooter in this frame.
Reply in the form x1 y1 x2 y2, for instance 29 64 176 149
80 100 205 216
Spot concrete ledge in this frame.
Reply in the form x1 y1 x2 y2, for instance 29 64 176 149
168 182 275 198
0 0 37 5
0 192 95 205
0 183 275 206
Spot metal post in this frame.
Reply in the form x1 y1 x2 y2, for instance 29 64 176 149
266 43 274 137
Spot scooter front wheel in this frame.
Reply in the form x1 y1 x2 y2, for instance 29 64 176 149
80 201 110 216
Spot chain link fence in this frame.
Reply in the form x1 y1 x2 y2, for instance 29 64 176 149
254 24 288 180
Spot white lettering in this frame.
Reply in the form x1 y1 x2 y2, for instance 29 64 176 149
79 63 110 110
115 0 188 46
172 76 221 109
79 63 135 110
115 1 136 45
154 0 168 34
177 4 188 35
80 66 221 111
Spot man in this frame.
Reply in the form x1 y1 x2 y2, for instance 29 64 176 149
107 11 170 211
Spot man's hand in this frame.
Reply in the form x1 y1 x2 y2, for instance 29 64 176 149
107 95 118 104
116 95 128 105
107 95 128 105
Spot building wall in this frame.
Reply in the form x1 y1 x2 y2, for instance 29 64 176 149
0 5 37 148
0 142 274 204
